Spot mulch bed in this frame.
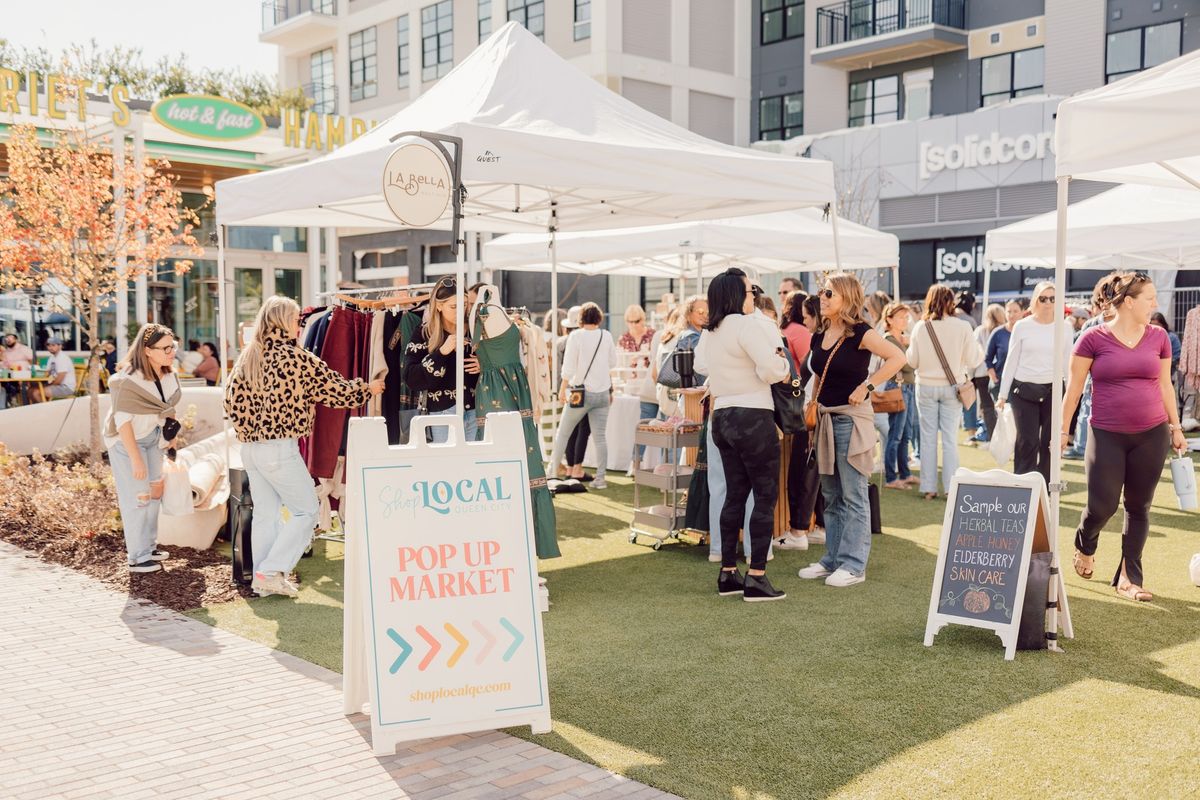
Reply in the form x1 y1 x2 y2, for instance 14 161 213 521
0 525 253 612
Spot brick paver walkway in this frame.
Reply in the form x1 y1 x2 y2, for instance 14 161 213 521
0 542 678 800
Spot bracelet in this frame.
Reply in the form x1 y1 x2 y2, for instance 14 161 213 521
1168 423 1182 431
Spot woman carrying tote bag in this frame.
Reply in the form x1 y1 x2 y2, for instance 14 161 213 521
907 285 983 500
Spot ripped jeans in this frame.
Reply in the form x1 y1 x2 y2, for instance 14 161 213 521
108 427 164 565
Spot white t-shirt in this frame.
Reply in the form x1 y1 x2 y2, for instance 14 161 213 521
998 317 1074 400
103 371 180 451
562 328 617 394
46 352 76 392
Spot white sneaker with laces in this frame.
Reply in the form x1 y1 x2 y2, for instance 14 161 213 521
708 554 722 563
252 571 299 598
776 532 809 551
825 568 865 588
807 528 826 545
798 563 832 580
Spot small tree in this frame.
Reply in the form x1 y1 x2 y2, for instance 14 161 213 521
0 123 202 460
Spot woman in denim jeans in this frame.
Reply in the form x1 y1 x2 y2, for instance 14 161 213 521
798 274 905 588
103 324 183 573
907 285 983 499
547 303 618 489
880 302 917 489
225 297 384 598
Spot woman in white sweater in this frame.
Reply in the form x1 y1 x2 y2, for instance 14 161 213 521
547 303 618 489
694 269 791 602
907 285 983 499
997 281 1074 485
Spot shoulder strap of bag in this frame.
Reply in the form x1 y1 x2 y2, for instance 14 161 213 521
578 332 604 383
926 321 961 386
814 334 848 404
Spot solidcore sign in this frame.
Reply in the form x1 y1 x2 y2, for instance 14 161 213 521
151 95 265 141
382 138 453 228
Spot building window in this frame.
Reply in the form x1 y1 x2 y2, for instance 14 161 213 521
904 68 932 121
980 46 1043 106
349 27 378 101
761 0 804 44
398 15 411 88
478 0 491 41
1106 20 1182 83
574 0 591 40
309 48 335 114
848 75 899 127
758 92 803 140
507 0 544 40
422 1 454 81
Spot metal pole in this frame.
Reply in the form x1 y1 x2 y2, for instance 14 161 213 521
892 264 900 299
113 129 129 358
132 113 148 325
549 201 559 385
217 224 229 386
455 232 465 423
982 258 992 313
829 203 844 272
694 252 703 296
1049 175 1070 650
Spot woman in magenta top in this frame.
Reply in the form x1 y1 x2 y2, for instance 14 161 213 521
1062 272 1187 602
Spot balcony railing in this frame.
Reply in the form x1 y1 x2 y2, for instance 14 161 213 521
815 0 965 49
262 0 337 31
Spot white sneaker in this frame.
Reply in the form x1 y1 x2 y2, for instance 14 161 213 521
825 568 865 588
798 563 832 580
807 528 826 545
708 554 722 563
252 571 299 598
775 532 809 551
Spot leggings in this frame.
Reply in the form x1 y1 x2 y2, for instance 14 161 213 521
972 376 996 437
711 407 779 572
1010 381 1053 486
1073 423 1169 587
566 416 591 466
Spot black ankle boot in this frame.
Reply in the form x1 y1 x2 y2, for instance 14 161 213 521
717 568 745 596
744 573 786 602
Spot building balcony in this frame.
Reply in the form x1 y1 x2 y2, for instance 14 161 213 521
260 0 339 51
812 0 967 70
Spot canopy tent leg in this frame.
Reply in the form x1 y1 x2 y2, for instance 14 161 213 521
982 256 993 313
549 201 559 390
455 232 466 423
1049 175 1073 647
217 223 231 470
892 264 900 299
829 202 844 272
695 252 704 297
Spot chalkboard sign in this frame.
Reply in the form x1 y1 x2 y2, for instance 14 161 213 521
936 484 1033 625
924 468 1069 660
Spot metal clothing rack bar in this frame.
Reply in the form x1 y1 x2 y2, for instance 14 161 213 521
316 281 438 300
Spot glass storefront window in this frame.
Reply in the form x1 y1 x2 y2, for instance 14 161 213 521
226 226 308 252
235 268 265 329
274 269 303 303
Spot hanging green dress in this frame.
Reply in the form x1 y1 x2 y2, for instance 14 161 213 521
473 314 560 559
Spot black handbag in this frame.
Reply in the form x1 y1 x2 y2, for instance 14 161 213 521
656 331 699 389
772 342 806 435
1011 379 1052 404
228 468 255 586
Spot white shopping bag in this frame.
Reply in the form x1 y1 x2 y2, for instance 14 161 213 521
989 405 1016 466
160 458 194 516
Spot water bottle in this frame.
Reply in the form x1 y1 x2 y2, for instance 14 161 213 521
1171 455 1197 511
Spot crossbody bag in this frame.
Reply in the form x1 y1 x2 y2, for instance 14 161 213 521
567 334 604 408
805 334 848 431
927 322 977 410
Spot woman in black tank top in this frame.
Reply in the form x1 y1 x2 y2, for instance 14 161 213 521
798 274 905 588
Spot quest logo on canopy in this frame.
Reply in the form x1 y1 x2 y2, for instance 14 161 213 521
383 138 453 227
151 95 265 141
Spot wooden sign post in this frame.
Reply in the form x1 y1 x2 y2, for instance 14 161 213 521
924 468 1072 660
342 413 551 755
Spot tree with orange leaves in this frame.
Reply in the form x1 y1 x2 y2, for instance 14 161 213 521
0 123 203 459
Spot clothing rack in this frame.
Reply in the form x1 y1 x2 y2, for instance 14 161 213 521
318 282 436 311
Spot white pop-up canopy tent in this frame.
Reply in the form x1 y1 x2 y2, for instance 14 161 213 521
1038 50 1200 645
214 22 839 415
482 208 898 288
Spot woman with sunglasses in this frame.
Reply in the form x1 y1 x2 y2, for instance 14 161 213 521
997 281 1074 486
404 277 482 442
798 275 905 588
103 324 182 573
1063 272 1187 602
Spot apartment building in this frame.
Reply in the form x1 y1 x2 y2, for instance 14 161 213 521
752 0 1200 301
260 0 752 310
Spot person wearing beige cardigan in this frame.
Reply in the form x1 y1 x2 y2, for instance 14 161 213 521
907 285 983 499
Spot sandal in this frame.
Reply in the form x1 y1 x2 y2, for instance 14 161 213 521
885 480 908 490
1073 550 1095 580
1116 582 1153 602
923 492 938 500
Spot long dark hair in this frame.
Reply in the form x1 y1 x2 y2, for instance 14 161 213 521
780 290 807 329
705 270 747 331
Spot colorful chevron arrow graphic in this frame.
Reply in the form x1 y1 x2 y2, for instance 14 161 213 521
385 619 526 671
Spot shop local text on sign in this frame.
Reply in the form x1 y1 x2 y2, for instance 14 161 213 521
920 131 1054 180
344 414 549 753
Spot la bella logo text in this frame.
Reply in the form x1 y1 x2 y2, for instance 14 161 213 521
385 169 448 197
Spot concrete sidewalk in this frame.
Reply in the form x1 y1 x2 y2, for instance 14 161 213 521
0 542 677 800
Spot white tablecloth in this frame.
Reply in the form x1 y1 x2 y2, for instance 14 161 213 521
582 394 662 472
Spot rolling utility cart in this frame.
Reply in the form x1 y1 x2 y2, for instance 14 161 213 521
629 423 701 550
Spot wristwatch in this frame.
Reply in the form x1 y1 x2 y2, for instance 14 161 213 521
865 382 877 393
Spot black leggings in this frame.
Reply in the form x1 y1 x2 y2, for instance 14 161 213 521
712 407 780 572
566 416 591 467
1010 382 1053 486
972 376 996 437
1074 423 1169 587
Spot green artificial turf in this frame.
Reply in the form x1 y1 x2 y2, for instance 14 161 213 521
189 442 1200 799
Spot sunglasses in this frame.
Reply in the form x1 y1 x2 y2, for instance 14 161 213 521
1037 295 1056 304
821 289 835 299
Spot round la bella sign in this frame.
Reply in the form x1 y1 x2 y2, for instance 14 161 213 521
151 94 265 141
382 137 453 228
